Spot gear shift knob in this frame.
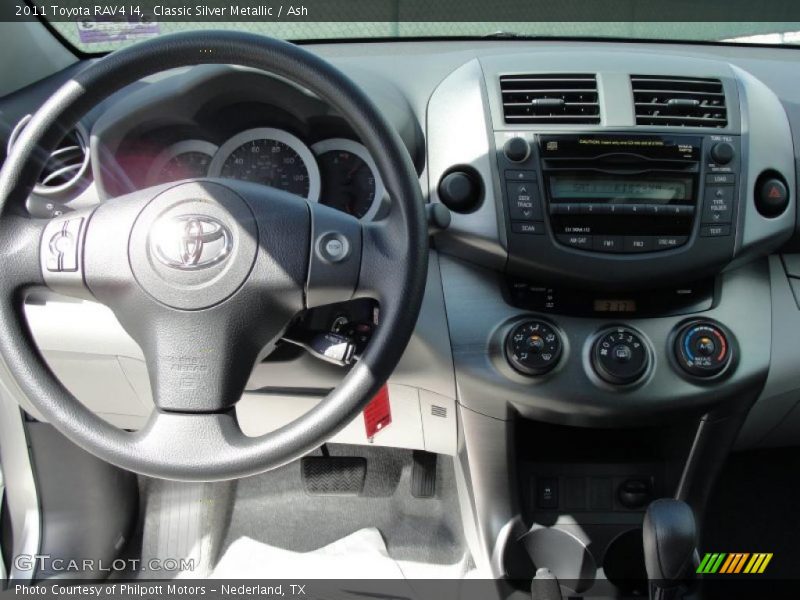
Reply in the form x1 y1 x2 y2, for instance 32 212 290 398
643 499 697 591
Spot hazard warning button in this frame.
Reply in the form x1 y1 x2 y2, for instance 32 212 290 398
756 172 789 217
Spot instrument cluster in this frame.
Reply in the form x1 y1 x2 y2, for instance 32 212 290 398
144 128 384 220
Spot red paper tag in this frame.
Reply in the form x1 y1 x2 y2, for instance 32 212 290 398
363 385 392 438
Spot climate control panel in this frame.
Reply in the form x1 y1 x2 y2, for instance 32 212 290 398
503 317 736 385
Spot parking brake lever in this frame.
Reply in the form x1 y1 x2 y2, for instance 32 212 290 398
283 331 358 367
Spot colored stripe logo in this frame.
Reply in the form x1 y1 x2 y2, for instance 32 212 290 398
697 552 773 574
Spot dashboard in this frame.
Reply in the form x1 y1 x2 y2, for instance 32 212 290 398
3 40 800 442
99 69 387 220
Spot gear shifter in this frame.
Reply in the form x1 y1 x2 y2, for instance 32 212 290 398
643 499 697 600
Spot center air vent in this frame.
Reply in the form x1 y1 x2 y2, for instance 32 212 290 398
7 115 91 195
631 75 727 128
500 74 600 125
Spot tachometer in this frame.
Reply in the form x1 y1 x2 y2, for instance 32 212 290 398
145 140 218 186
312 139 384 220
208 128 320 201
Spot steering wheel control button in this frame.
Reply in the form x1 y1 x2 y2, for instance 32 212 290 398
592 327 649 385
675 322 732 377
317 232 350 263
45 217 83 272
506 319 563 376
756 172 790 217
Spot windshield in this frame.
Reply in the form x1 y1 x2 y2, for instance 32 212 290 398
47 20 800 54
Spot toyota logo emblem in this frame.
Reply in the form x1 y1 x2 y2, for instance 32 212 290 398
150 215 232 270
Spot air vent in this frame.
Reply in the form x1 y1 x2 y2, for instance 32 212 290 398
631 75 727 128
7 115 91 195
500 73 600 125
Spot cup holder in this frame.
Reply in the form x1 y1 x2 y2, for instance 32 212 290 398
519 526 597 594
603 528 648 596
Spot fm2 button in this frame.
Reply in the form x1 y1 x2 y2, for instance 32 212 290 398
506 319 563 376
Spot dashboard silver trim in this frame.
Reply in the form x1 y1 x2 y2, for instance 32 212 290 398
208 127 321 202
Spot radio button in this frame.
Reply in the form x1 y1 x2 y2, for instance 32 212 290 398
593 236 624 253
557 234 593 249
702 186 734 223
654 236 688 249
624 236 654 253
507 182 543 220
706 173 735 185
505 170 538 181
511 221 545 235
700 224 731 237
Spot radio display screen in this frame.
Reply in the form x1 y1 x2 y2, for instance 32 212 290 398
549 174 694 204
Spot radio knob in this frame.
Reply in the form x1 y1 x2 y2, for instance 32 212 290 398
710 142 735 165
504 137 530 163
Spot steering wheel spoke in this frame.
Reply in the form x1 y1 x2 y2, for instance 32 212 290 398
305 199 363 308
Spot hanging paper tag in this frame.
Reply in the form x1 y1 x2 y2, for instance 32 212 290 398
364 385 391 438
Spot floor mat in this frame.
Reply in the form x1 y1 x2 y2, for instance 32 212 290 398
213 528 405 578
222 445 467 567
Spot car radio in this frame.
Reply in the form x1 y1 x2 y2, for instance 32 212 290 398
494 132 741 287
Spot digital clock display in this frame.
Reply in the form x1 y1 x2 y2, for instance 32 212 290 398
593 299 638 313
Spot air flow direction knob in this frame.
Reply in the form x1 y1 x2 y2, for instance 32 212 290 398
506 319 563 376
503 137 531 163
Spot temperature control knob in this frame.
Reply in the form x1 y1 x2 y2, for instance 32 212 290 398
675 322 732 377
592 327 649 385
506 320 563 376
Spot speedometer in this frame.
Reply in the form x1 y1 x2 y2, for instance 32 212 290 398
208 128 320 201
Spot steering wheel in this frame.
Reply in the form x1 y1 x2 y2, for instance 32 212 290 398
0 32 427 481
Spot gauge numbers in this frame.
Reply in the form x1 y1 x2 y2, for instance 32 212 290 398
209 128 320 201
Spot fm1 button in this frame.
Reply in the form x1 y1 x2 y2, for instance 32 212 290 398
317 232 350 263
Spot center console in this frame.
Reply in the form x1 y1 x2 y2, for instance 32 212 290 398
426 49 797 592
